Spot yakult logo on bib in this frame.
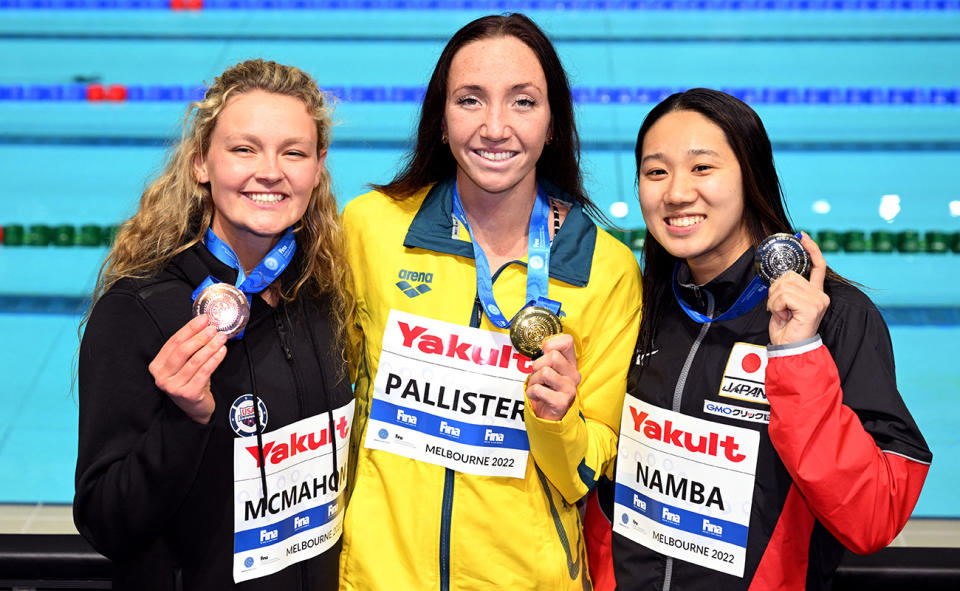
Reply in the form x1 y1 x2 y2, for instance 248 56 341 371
244 416 349 468
397 320 533 374
629 407 749 463
718 343 768 405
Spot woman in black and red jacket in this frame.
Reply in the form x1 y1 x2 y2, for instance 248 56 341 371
587 88 931 591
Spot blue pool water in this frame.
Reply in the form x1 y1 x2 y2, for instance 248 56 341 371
1 3 958 518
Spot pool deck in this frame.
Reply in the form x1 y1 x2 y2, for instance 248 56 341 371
0 503 956 548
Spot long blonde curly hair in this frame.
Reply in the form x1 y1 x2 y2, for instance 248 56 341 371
85 59 354 347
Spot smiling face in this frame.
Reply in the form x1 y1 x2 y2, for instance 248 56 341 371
443 35 552 202
194 89 325 266
638 109 752 284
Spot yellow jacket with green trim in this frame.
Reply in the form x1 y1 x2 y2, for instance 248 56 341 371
340 180 641 591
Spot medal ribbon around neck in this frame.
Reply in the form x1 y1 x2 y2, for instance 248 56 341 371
672 232 802 324
672 264 767 324
191 227 298 338
451 182 561 328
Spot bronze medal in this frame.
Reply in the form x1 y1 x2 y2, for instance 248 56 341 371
510 305 563 359
192 282 250 339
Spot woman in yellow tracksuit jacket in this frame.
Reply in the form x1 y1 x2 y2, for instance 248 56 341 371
340 14 641 590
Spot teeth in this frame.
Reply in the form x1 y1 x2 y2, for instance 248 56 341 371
477 150 516 161
245 193 285 204
668 215 705 228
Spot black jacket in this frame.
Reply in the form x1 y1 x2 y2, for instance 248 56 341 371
75 243 353 591
597 249 931 590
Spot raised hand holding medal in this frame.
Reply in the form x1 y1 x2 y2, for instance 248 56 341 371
148 315 226 425
765 232 831 346
526 334 580 421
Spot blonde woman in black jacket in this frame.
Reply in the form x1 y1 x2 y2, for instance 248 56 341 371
74 59 355 591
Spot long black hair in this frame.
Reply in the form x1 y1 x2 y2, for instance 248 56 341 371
635 88 797 361
373 13 603 220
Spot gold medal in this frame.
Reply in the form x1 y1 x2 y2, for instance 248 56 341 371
510 305 562 359
192 282 250 339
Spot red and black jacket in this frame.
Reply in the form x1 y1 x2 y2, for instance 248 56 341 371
588 249 931 591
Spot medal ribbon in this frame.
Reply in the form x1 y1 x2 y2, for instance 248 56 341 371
672 264 767 324
451 183 560 328
672 232 802 324
191 227 298 337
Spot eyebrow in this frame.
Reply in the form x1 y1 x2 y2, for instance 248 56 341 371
225 133 313 146
641 148 721 165
451 83 544 94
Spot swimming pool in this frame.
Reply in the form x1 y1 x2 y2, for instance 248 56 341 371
0 2 957 517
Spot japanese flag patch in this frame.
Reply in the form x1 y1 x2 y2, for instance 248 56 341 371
718 343 768 405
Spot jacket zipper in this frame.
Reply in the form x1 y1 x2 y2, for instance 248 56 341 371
438 266 515 590
438 291 488 591
662 290 715 591
274 310 309 590
275 311 307 417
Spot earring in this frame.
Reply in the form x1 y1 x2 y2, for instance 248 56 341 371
441 132 448 144
545 135 552 145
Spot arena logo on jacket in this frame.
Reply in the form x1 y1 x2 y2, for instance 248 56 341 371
231 399 354 583
365 309 531 479
396 268 434 298
613 398 759 577
717 343 768 405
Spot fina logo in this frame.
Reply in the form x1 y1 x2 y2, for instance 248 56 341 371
244 557 254 568
528 255 544 270
396 269 433 298
264 256 279 271
702 519 723 537
621 513 629 525
378 428 389 440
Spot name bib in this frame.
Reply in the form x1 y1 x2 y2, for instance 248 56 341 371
365 310 532 478
613 399 759 577
232 400 354 583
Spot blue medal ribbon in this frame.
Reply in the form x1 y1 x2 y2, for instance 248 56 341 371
451 182 560 328
672 233 802 324
191 227 298 337
672 263 767 324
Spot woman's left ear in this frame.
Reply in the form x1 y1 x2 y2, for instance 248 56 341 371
314 149 327 186
193 153 209 184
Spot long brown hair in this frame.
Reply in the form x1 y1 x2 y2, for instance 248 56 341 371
84 59 354 342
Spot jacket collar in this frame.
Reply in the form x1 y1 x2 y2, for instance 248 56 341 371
402 178 597 287
676 247 758 314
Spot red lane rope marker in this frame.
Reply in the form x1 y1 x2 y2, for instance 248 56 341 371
106 85 128 102
85 84 105 101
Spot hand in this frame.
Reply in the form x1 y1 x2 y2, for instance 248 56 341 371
525 334 581 421
148 315 228 424
767 232 831 346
